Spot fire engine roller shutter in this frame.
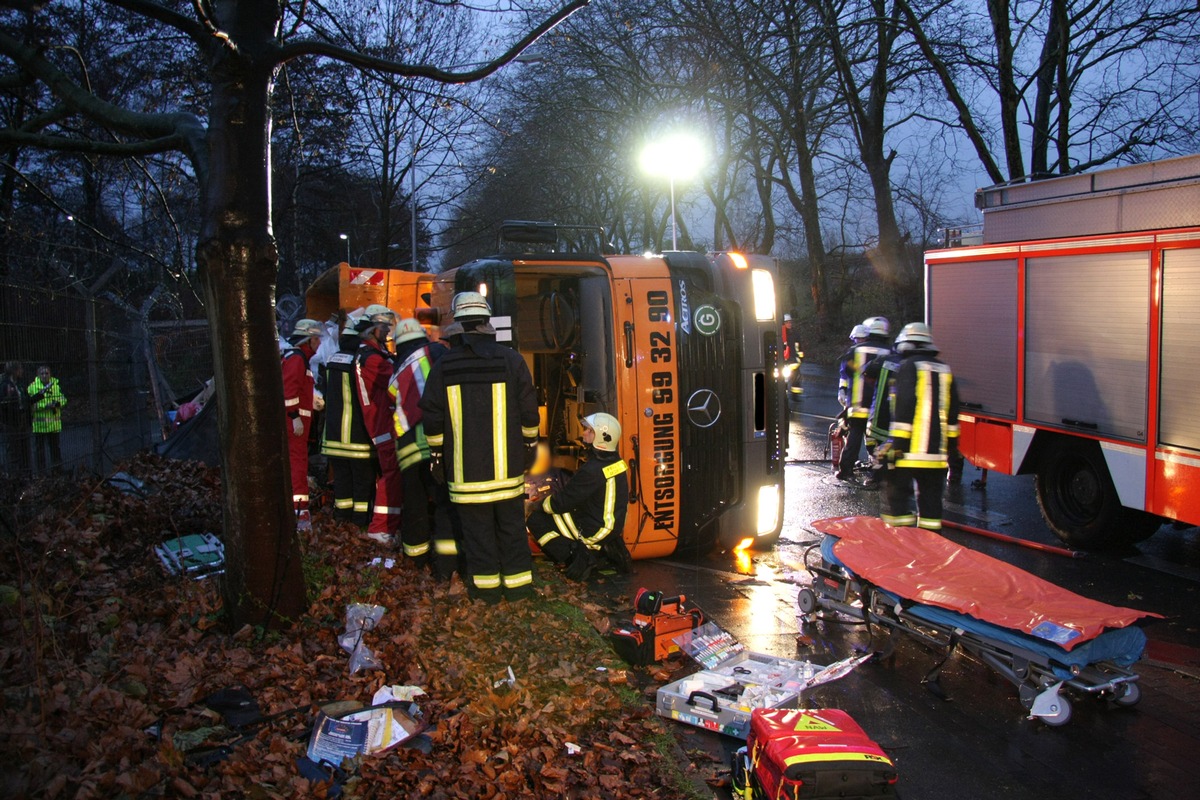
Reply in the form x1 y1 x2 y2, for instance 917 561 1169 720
673 279 741 551
927 259 1018 418
1159 248 1200 450
1025 252 1150 442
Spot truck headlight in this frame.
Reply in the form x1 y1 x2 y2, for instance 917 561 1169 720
752 269 775 322
756 484 780 535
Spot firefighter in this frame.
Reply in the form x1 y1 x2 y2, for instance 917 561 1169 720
27 364 65 473
282 319 321 530
863 335 903 489
321 318 374 527
876 322 960 531
355 304 403 544
836 316 892 481
388 317 448 569
527 412 631 582
781 312 803 406
420 292 540 603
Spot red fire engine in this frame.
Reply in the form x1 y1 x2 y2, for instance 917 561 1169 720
926 154 1200 549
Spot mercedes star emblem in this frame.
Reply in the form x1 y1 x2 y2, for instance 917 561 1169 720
686 389 721 428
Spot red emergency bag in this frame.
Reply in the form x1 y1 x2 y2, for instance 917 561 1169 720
737 708 897 799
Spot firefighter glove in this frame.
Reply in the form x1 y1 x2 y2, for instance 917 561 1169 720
564 543 597 582
837 388 848 407
291 416 304 437
874 442 897 468
429 450 445 485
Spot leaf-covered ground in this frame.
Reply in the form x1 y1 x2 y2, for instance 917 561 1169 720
0 454 711 799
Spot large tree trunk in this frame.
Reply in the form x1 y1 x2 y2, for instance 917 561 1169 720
198 0 307 629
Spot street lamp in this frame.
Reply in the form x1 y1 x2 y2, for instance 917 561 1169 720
640 133 704 251
339 233 350 264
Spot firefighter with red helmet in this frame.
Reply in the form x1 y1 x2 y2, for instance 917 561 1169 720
527 412 631 582
322 317 374 528
283 319 322 530
836 316 892 480
876 322 960 530
419 292 540 603
388 317 448 569
355 304 403 544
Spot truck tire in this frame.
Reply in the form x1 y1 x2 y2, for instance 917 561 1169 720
1035 440 1127 549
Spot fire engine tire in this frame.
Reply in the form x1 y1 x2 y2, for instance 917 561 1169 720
1035 440 1128 550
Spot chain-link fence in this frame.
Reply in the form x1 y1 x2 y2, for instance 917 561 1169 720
0 279 213 480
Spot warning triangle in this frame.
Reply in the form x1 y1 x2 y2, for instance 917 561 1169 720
792 714 841 732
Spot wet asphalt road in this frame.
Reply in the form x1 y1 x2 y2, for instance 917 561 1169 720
598 363 1200 800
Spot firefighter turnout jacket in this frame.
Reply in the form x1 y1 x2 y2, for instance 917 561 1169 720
356 336 404 536
538 449 629 550
887 348 960 469
321 339 373 461
866 351 903 446
281 344 315 427
420 333 539 504
838 336 891 419
27 376 66 434
388 340 447 470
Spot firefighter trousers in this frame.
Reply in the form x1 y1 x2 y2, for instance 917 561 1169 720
881 466 946 530
526 508 576 563
399 461 434 565
430 480 461 582
837 417 869 478
330 456 374 527
455 497 533 603
287 422 311 513
367 439 403 537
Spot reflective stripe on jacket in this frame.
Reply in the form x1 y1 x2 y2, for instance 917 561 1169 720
322 347 372 459
389 342 446 470
539 451 629 549
838 339 891 418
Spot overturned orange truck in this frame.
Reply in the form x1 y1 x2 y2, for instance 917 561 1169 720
306 221 786 558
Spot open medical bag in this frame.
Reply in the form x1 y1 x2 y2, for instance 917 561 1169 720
609 588 705 666
732 708 897 799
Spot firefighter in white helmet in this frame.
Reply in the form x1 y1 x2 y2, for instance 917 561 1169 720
420 291 540 602
354 304 403 544
526 412 632 581
321 315 374 528
282 319 322 530
836 316 892 481
875 322 960 531
387 317 449 570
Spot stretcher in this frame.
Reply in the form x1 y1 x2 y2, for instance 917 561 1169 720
797 517 1160 726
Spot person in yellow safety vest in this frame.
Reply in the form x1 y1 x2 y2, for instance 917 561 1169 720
876 322 960 531
836 316 891 481
27 364 66 473
387 317 448 571
322 318 375 528
526 413 631 582
420 292 540 604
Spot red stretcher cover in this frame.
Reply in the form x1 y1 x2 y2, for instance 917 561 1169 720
811 516 1161 651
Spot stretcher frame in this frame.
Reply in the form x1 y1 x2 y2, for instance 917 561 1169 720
797 539 1142 726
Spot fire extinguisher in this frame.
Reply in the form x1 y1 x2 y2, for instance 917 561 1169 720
829 419 846 472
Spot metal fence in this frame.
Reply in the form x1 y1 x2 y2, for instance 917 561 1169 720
0 279 213 480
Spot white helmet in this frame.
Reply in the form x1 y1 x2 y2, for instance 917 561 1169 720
863 316 890 337
849 324 869 342
393 318 427 344
895 322 936 353
451 291 491 321
365 304 396 324
583 412 621 452
291 318 322 338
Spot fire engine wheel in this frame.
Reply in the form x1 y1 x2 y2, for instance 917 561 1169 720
1035 440 1132 550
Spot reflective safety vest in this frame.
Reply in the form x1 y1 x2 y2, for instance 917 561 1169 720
866 352 903 445
420 334 539 504
538 449 629 549
354 339 397 447
322 346 372 460
388 342 446 470
28 376 65 434
887 351 960 469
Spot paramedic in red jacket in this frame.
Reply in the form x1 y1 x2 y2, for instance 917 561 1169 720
282 319 322 530
355 304 403 544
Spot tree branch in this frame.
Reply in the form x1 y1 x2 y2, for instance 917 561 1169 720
276 0 591 81
101 0 211 48
0 128 185 156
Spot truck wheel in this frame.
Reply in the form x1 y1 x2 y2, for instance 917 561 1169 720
1035 440 1125 549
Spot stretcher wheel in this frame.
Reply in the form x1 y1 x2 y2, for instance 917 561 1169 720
1113 682 1141 707
1039 697 1072 727
797 588 817 614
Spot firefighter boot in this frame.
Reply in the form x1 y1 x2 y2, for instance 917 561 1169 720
564 543 597 582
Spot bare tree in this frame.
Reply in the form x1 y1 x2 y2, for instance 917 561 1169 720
0 0 589 627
